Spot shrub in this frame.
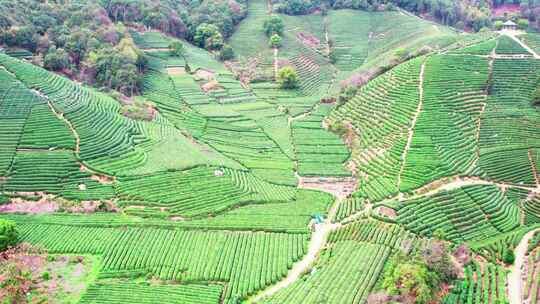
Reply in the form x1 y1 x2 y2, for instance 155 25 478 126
0 219 18 251
328 122 348 136
494 21 504 30
382 254 439 304
41 272 50 280
263 15 284 37
169 41 185 58
502 249 515 264
219 44 235 61
518 19 529 30
277 66 299 89
269 34 282 49
44 47 70 71
533 86 540 106
194 23 224 50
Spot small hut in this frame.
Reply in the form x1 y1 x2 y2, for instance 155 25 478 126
502 20 518 31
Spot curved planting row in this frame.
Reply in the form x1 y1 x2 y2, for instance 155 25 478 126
443 261 507 304
329 57 423 201
116 167 251 217
292 104 350 177
496 35 531 55
478 58 540 186
0 54 146 175
79 281 223 304
397 185 520 243
3 151 114 201
400 54 488 192
261 241 390 304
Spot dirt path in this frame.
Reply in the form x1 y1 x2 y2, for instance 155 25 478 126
529 149 540 187
248 197 343 303
502 31 540 59
39 91 81 154
248 175 355 303
508 228 540 304
340 175 540 225
397 61 426 189
273 48 279 80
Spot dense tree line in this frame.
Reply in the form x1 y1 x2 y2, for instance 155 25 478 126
0 0 248 95
273 0 540 31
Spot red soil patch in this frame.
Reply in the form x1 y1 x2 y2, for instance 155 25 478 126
374 206 397 219
0 197 59 214
297 32 320 48
492 4 521 17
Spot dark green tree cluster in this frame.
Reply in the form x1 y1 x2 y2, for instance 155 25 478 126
264 15 285 49
0 219 17 251
379 240 458 304
0 0 249 92
492 0 540 30
277 66 299 89
101 0 247 40
0 0 147 95
264 15 284 49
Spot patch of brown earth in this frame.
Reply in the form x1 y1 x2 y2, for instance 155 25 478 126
374 206 397 219
297 32 320 48
298 176 357 199
64 200 118 213
0 196 59 214
195 68 215 81
201 80 223 92
1 245 94 304
167 67 186 76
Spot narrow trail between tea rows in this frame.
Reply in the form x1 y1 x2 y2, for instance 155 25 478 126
508 228 540 304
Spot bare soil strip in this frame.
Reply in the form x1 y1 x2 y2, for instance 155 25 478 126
529 149 540 187
248 194 344 303
508 228 540 304
397 61 426 190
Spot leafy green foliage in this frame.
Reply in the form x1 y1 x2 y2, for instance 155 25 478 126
518 18 530 30
0 219 18 251
502 249 515 265
382 254 440 304
43 47 70 71
219 44 235 61
194 23 224 50
263 15 284 37
169 41 184 58
277 66 299 89
269 34 283 48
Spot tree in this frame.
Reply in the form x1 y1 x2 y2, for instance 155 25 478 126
532 86 540 106
194 23 224 50
44 47 70 71
219 44 234 61
494 20 504 30
0 219 18 251
503 249 515 265
518 19 530 30
382 254 439 304
269 34 282 49
14 26 37 51
277 66 299 89
263 15 284 37
169 41 185 58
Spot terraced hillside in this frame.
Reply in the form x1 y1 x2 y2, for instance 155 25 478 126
1 3 540 304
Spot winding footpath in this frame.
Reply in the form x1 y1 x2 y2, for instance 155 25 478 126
508 228 540 304
397 61 425 190
248 196 343 303
248 177 357 303
502 31 540 59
